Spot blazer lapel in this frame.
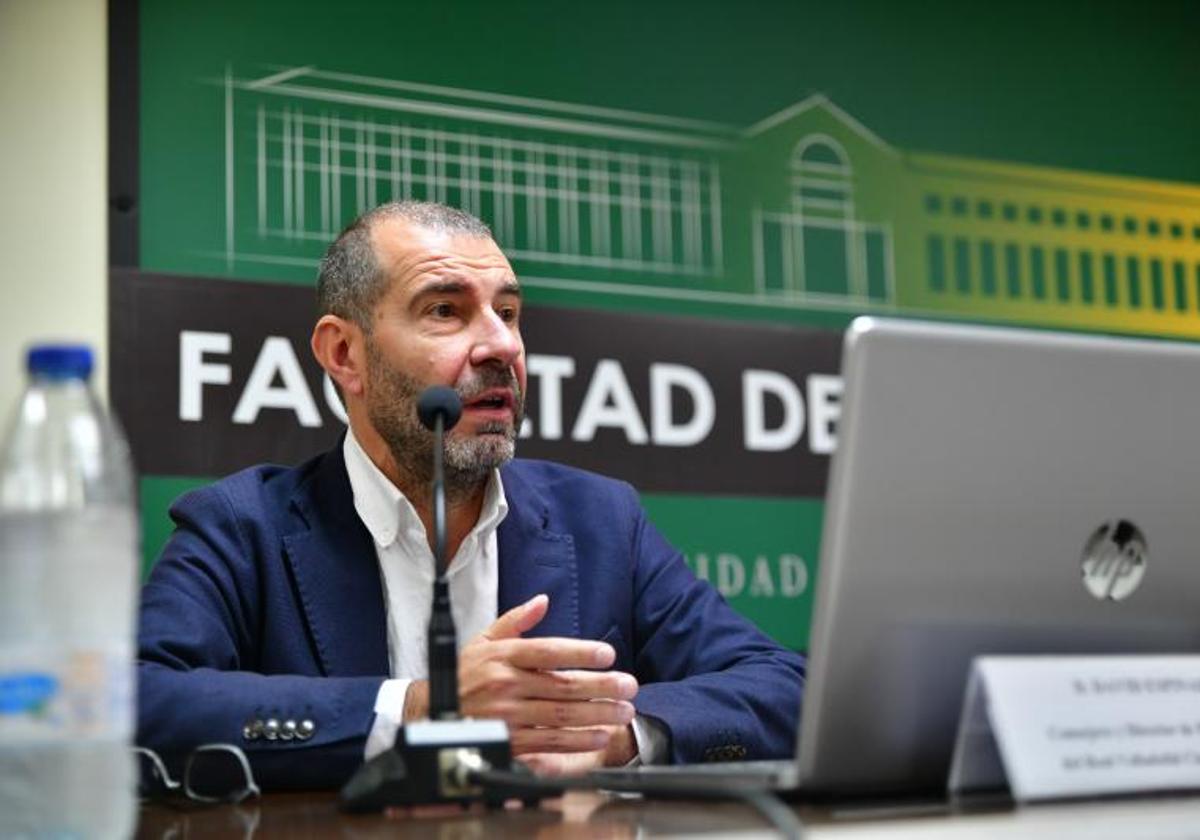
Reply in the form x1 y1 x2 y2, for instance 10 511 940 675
282 444 390 677
496 464 580 639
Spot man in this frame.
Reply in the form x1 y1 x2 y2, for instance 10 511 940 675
137 201 805 790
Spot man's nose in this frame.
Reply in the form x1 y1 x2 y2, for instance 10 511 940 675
469 309 523 368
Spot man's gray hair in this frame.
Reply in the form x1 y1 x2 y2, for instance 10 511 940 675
316 200 493 329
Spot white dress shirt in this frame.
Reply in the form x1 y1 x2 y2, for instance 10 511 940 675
343 429 664 764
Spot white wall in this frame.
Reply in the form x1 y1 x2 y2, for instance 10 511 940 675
0 0 108 412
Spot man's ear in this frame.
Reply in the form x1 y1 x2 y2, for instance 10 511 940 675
311 314 367 399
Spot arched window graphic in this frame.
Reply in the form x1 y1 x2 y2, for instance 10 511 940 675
790 135 854 217
753 132 893 306
788 134 859 299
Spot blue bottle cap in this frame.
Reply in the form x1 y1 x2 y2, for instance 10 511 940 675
27 344 94 380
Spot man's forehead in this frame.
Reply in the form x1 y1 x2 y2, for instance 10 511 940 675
370 218 513 280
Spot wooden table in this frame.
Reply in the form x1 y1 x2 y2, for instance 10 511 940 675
135 789 1200 838
135 790 803 838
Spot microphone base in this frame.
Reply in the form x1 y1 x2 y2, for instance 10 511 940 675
340 718 545 811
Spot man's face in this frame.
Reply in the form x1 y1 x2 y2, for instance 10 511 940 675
362 219 527 492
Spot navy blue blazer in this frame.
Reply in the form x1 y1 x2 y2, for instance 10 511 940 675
137 445 806 789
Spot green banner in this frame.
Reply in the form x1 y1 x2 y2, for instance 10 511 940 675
127 0 1199 651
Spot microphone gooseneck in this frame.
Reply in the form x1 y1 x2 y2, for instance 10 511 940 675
417 386 464 720
339 385 542 810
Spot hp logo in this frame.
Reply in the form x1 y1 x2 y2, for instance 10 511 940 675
1080 519 1148 601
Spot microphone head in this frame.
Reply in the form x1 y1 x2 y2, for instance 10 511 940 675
417 386 463 432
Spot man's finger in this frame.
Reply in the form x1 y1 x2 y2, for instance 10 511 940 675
522 669 639 702
517 751 605 778
510 726 612 755
499 637 616 671
481 594 548 641
498 698 636 729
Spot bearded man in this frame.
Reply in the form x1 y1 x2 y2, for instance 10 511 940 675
136 201 806 790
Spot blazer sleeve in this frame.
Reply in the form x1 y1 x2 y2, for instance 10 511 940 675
136 482 384 790
619 488 807 764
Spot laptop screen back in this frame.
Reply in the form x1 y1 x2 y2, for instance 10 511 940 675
798 317 1200 794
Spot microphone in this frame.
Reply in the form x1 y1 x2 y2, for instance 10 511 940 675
341 386 540 811
416 386 462 720
416 385 463 432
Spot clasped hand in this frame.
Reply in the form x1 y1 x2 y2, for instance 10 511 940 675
406 594 639 775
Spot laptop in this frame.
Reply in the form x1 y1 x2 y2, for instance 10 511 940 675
593 316 1200 796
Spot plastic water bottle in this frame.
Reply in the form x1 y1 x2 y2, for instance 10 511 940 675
0 345 137 838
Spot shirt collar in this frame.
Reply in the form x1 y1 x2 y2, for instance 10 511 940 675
342 428 508 549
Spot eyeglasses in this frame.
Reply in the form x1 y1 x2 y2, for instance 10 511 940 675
134 744 261 805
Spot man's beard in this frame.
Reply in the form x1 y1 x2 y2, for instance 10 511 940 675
364 341 524 501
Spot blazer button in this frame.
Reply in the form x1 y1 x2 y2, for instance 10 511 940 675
280 720 297 741
296 719 316 741
263 718 281 740
242 720 262 741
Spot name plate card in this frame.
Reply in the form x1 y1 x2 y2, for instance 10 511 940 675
948 655 1200 801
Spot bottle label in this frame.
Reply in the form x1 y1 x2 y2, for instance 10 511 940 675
0 646 133 741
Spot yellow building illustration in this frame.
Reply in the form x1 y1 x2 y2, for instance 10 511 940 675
222 65 1200 338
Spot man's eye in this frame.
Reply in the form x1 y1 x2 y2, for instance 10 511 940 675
497 306 519 323
429 303 456 319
